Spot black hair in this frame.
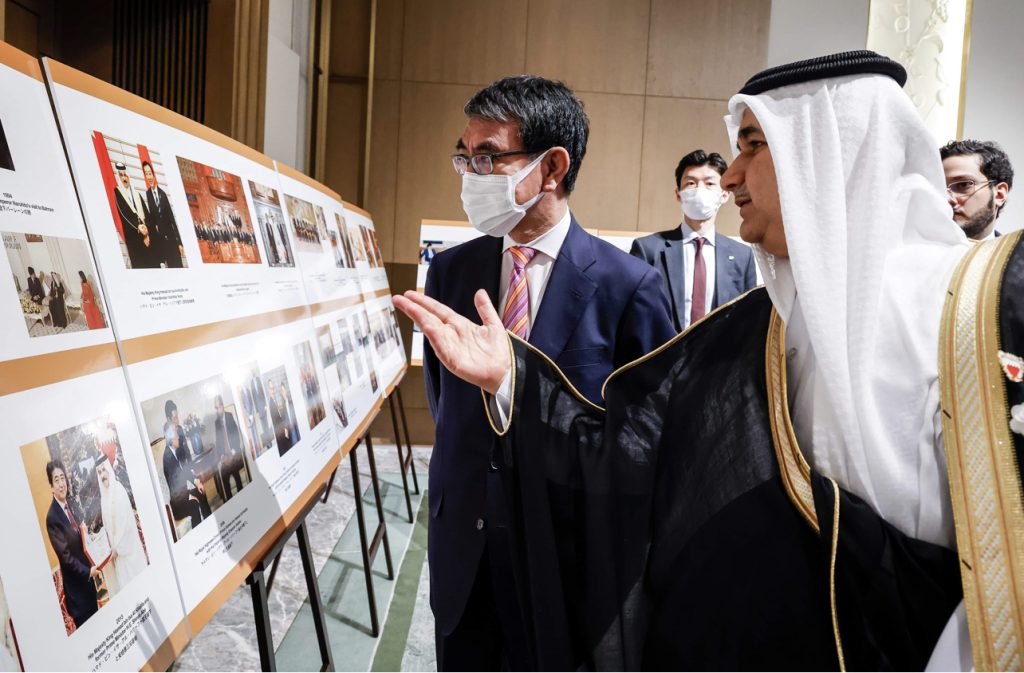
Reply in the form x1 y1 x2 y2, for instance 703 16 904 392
28 266 34 275
675 149 728 189
141 160 154 173
164 399 177 419
940 139 1014 216
464 76 589 193
46 459 66 485
78 270 87 283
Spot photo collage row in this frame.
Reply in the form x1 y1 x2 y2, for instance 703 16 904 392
0 51 406 671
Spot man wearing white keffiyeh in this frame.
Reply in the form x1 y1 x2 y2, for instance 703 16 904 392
393 52 1003 670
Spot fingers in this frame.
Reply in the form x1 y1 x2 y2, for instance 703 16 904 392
393 294 446 334
474 289 502 328
402 291 461 324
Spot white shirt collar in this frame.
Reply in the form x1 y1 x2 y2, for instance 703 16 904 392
502 207 572 259
680 221 716 245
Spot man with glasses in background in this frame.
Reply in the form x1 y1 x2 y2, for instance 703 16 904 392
424 75 674 670
941 139 1014 240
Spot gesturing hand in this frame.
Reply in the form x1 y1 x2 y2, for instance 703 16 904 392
393 290 510 395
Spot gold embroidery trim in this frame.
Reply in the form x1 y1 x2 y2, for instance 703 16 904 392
940 230 1024 672
829 477 847 672
482 331 604 437
601 286 765 400
765 309 819 533
482 331 518 436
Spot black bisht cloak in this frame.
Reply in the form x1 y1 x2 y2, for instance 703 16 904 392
488 287 962 670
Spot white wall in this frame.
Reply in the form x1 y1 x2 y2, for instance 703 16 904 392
264 0 311 171
766 0 869 68
961 0 1024 232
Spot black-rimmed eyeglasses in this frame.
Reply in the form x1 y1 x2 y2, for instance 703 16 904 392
451 150 537 176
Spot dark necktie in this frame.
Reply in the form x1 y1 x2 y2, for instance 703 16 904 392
690 236 707 325
65 504 77 528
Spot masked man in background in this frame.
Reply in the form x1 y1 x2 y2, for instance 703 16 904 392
631 149 757 331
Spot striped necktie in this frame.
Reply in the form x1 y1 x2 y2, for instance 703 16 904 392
502 246 537 339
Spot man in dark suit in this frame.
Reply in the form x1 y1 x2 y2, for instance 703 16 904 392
142 160 184 268
424 75 675 671
940 139 1014 241
44 460 98 628
631 149 758 332
266 379 293 455
26 266 44 305
162 401 211 528
249 372 271 449
214 395 245 498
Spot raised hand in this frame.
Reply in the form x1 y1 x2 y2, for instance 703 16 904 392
393 290 509 394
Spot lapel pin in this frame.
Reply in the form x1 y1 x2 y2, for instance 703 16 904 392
728 255 735 261
998 350 1024 383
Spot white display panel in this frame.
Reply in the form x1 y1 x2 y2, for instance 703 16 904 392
275 166 361 307
0 369 185 672
0 47 114 363
42 59 344 629
363 293 406 390
310 303 381 448
45 62 307 342
343 205 389 295
127 318 338 616
0 43 186 672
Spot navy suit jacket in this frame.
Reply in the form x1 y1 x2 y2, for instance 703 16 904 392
46 498 98 627
423 216 675 634
630 226 758 332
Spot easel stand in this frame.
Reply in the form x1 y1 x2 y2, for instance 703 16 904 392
349 430 395 637
246 482 335 672
387 384 421 522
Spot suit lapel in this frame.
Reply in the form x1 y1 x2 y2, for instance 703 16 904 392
531 218 597 360
714 238 733 308
462 236 503 320
661 233 686 328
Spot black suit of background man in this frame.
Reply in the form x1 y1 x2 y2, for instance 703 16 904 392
45 493 97 627
162 425 211 528
26 271 44 304
215 403 245 498
145 185 183 268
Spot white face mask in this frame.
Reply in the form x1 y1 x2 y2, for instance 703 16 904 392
679 185 724 222
461 150 549 237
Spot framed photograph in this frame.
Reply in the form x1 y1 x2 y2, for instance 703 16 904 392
261 366 301 457
248 180 294 267
176 156 261 265
284 194 324 254
90 132 188 269
139 375 254 542
293 341 325 431
19 419 151 635
4 232 109 337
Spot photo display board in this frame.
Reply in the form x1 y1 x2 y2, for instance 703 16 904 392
343 204 406 390
0 42 404 669
276 167 383 447
0 43 187 672
44 59 343 632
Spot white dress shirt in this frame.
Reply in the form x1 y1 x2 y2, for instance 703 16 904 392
492 208 572 425
680 223 716 329
497 208 572 335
